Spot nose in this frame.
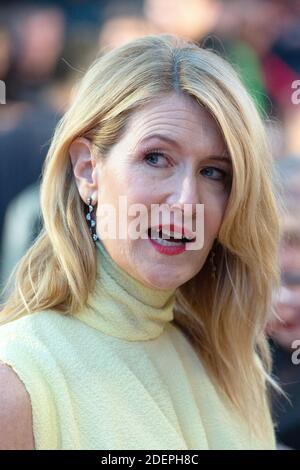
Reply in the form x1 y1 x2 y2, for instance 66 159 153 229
166 174 200 216
277 286 300 308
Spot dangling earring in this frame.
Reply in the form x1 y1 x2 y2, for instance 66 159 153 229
210 248 217 280
86 196 98 242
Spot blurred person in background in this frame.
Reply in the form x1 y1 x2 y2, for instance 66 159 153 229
0 0 112 30
145 0 300 143
216 0 300 159
97 0 161 52
0 5 66 259
0 3 98 291
0 21 10 81
267 158 300 449
5 4 65 101
98 14 157 51
144 0 273 113
262 0 300 162
144 0 221 42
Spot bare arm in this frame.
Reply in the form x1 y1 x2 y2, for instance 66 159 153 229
0 361 35 450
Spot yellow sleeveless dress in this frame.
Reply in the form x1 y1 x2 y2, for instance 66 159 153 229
0 239 276 449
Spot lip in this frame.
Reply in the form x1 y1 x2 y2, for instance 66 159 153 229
148 223 195 240
148 237 186 256
280 321 300 331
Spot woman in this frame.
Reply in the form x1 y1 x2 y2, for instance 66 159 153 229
266 158 300 449
0 34 281 450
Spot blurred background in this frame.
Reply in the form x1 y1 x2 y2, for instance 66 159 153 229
0 0 299 450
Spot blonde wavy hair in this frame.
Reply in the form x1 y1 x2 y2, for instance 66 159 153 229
0 34 283 440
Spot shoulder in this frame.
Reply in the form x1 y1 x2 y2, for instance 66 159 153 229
0 361 35 449
0 309 76 342
0 310 84 375
0 311 75 450
0 311 73 405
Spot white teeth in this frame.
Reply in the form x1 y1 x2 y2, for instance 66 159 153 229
148 227 185 245
152 238 184 246
148 227 196 242
162 230 182 239
149 228 184 240
149 228 160 238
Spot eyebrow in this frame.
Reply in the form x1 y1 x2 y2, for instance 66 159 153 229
137 134 232 164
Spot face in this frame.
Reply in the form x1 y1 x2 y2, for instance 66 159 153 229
70 92 232 290
268 236 300 349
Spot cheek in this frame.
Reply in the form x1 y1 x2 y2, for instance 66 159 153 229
98 166 132 205
280 250 300 272
202 193 228 241
103 163 158 206
125 166 163 205
97 172 157 237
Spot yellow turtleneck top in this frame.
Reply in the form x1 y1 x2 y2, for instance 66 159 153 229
0 239 276 450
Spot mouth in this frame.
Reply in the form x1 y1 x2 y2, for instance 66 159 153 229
147 224 196 245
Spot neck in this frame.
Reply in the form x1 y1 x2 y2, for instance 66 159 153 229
75 239 177 341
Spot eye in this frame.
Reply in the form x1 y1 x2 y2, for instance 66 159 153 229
201 167 228 181
144 150 169 168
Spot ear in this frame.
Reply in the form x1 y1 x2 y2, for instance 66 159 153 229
69 137 99 204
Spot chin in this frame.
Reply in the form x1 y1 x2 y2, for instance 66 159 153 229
141 269 189 291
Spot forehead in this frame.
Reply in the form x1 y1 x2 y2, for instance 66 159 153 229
122 93 225 154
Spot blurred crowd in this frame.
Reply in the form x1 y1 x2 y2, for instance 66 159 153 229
0 0 300 450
